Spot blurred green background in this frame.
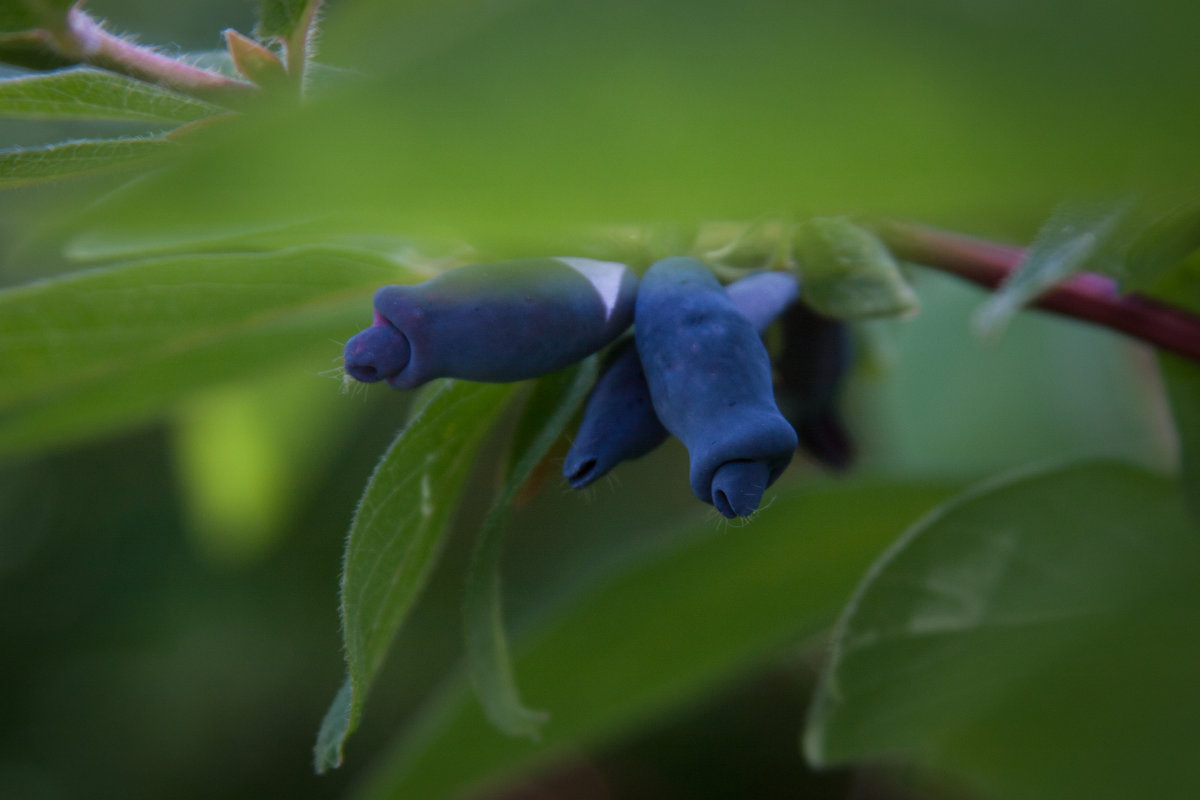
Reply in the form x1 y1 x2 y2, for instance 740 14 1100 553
0 1 1194 798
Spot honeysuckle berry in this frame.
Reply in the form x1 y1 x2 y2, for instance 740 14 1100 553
775 302 854 470
344 258 638 389
634 257 798 518
562 338 663 489
724 271 802 331
563 270 800 489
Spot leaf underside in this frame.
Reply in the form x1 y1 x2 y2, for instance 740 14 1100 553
464 357 599 739
806 460 1200 800
0 137 175 188
315 379 519 773
353 481 955 800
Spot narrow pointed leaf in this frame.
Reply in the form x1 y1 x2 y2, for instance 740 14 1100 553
464 357 598 739
0 246 414 458
0 137 175 187
315 379 519 773
974 199 1133 335
805 461 1200 800
355 481 955 800
224 30 289 89
314 677 353 771
255 0 322 42
0 69 221 122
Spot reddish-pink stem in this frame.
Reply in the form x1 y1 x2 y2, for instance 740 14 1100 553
880 222 1200 364
53 9 256 104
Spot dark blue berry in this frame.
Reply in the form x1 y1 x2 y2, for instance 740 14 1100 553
775 303 854 470
634 258 798 517
562 338 664 489
344 258 638 389
724 271 802 332
563 270 799 489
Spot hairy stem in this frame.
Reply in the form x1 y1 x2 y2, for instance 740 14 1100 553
54 9 256 105
880 221 1200 364
285 1 324 87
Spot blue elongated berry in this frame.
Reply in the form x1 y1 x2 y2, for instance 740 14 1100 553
635 258 798 517
775 303 854 470
344 258 638 389
562 338 664 488
563 270 799 489
724 271 802 332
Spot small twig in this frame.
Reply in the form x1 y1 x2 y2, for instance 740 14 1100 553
53 9 257 105
879 221 1200 364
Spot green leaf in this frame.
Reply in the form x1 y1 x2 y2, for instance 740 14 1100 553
973 199 1133 336
0 246 414 458
0 1 73 35
71 1 1200 251
805 461 1200 800
255 0 321 43
62 219 401 262
794 217 920 320
0 137 175 188
1161 353 1200 523
0 68 220 123
464 357 598 739
354 480 955 800
315 379 519 774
